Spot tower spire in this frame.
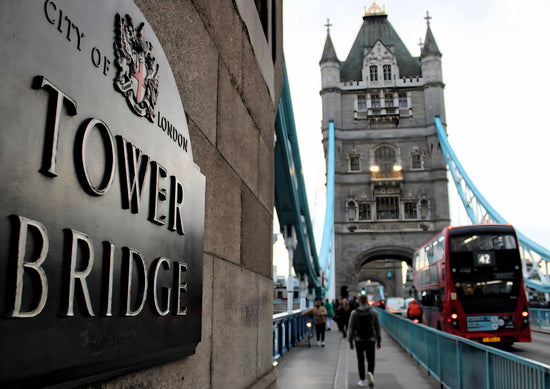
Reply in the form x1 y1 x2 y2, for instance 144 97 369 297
424 10 432 26
421 11 441 58
324 18 332 33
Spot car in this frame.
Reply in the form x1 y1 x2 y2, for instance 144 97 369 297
385 297 405 315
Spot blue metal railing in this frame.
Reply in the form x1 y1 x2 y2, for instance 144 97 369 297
272 309 310 363
379 308 550 388
530 309 550 332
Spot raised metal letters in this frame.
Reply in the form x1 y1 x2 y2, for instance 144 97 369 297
77 118 116 196
123 247 148 316
114 13 159 122
117 135 150 213
0 2 205 386
9 216 49 318
176 262 188 315
149 161 167 225
65 229 95 317
152 257 171 316
33 75 77 177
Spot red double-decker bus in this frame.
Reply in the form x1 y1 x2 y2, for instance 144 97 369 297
413 224 531 345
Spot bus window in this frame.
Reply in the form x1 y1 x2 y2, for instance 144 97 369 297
425 246 433 264
413 252 419 270
421 289 443 311
450 233 517 252
434 237 445 262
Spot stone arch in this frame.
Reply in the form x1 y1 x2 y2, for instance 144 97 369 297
350 246 414 298
346 199 358 221
357 246 414 268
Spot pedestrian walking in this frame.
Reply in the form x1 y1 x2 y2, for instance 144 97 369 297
302 299 328 346
348 294 381 387
324 299 335 330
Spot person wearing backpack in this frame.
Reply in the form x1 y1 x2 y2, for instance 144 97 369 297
348 294 381 388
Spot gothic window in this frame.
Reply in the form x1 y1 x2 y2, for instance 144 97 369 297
376 197 399 219
374 145 396 172
404 202 418 219
357 95 367 110
358 203 371 220
411 153 423 169
371 94 381 108
399 94 407 108
349 154 360 171
347 200 357 221
385 93 394 107
370 65 378 81
383 64 392 80
420 199 429 219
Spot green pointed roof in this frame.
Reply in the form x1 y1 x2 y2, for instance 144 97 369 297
340 14 421 81
320 32 340 64
421 25 441 57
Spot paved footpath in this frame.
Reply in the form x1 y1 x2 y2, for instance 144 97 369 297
268 324 441 389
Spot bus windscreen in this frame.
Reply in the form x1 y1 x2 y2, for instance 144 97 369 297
449 233 522 314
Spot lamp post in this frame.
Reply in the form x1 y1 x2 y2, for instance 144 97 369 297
284 225 297 313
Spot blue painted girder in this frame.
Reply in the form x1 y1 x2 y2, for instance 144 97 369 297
274 65 321 289
435 116 550 292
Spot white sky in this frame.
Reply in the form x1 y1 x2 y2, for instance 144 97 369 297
274 0 550 278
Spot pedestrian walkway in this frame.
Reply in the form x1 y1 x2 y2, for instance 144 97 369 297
268 324 440 389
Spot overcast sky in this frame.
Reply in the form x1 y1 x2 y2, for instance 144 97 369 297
274 0 550 278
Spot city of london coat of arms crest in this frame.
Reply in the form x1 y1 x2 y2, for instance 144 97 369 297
113 13 159 122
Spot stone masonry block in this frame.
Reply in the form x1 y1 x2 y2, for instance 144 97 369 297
136 1 218 143
241 37 276 143
217 64 259 193
188 119 241 264
257 276 274 376
258 133 274 211
212 260 261 388
241 186 273 278
192 0 243 87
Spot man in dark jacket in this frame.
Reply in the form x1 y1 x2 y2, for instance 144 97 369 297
348 294 381 388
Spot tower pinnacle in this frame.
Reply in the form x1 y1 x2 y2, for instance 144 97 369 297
424 10 432 26
324 18 332 33
364 1 386 16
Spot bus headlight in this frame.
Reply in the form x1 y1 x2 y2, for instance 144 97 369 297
306 322 312 328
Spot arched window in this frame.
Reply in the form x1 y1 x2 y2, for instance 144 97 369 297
420 199 429 219
369 65 378 81
347 200 357 221
374 145 396 172
383 64 392 80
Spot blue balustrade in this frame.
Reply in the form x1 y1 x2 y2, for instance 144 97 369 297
379 308 550 388
530 309 550 331
272 309 309 364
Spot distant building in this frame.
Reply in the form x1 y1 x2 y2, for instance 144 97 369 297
320 5 450 297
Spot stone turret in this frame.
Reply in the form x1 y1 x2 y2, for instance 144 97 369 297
318 5 450 299
421 14 445 124
320 25 342 128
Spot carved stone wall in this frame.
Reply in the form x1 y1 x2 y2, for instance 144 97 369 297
100 1 283 388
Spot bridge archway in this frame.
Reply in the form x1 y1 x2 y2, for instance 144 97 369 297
353 246 414 298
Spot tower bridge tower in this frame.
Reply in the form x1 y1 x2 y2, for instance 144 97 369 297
320 5 450 297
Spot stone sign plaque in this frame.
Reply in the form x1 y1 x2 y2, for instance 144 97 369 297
0 1 205 386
